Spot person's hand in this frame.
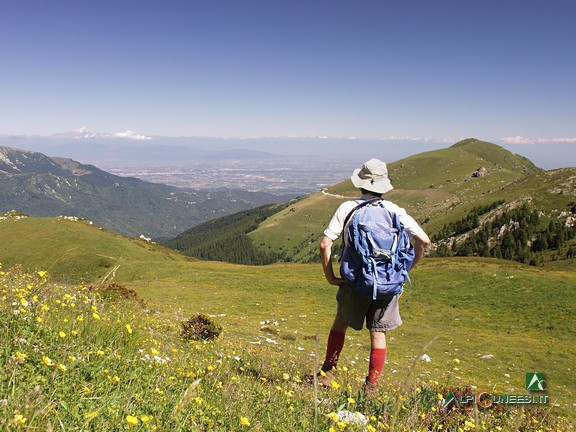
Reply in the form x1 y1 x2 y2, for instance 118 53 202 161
326 276 347 286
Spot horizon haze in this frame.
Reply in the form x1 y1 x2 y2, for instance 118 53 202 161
1 130 573 195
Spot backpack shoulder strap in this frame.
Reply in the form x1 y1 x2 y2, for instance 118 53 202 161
342 197 381 231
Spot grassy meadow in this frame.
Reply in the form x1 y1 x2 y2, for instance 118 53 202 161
1 216 575 430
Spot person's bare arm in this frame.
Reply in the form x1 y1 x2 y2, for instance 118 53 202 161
411 231 431 268
319 235 347 286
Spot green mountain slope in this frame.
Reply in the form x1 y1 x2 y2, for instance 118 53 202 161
247 139 575 267
159 201 296 264
158 139 575 268
0 146 284 238
0 212 191 283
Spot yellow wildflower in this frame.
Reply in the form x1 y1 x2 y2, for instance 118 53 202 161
239 416 250 427
42 356 54 366
14 351 28 363
14 414 27 425
126 324 133 334
84 411 99 420
59 331 66 338
126 415 139 426
57 363 67 372
328 412 340 421
141 415 153 423
92 312 100 320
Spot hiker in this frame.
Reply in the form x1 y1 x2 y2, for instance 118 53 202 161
317 158 430 393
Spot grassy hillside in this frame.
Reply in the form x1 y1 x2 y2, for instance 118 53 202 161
248 139 576 267
1 215 575 427
0 212 191 283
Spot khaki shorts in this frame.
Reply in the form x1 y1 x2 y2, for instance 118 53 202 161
336 283 402 332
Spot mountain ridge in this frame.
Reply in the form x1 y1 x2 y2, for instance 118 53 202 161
0 146 287 238
162 139 575 269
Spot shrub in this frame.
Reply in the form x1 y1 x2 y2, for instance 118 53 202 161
180 314 222 341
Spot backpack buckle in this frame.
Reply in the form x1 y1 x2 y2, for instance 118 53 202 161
371 248 392 260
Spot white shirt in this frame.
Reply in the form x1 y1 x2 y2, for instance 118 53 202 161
323 195 424 241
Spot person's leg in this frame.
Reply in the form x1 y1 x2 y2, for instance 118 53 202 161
367 330 387 384
366 293 401 387
321 315 348 372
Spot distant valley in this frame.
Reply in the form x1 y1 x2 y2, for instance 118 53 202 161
0 146 287 238
105 157 358 195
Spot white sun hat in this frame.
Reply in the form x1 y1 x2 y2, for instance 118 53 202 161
350 158 394 194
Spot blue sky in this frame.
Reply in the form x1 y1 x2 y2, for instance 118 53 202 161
1 0 575 145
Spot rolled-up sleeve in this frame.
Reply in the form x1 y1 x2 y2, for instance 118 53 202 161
323 201 357 241
386 202 424 238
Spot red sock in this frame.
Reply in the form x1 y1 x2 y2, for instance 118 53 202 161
367 348 387 383
322 329 346 371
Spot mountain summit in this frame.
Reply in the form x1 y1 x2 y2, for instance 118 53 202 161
163 139 575 269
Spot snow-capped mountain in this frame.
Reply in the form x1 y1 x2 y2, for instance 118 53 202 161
49 127 152 141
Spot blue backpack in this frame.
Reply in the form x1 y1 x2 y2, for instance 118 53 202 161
340 199 415 299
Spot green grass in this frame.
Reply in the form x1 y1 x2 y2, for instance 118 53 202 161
0 215 190 283
2 262 574 431
1 215 575 429
133 258 576 413
249 193 343 262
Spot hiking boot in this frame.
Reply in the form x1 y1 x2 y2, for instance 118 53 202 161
304 369 337 387
316 369 337 387
363 379 379 397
